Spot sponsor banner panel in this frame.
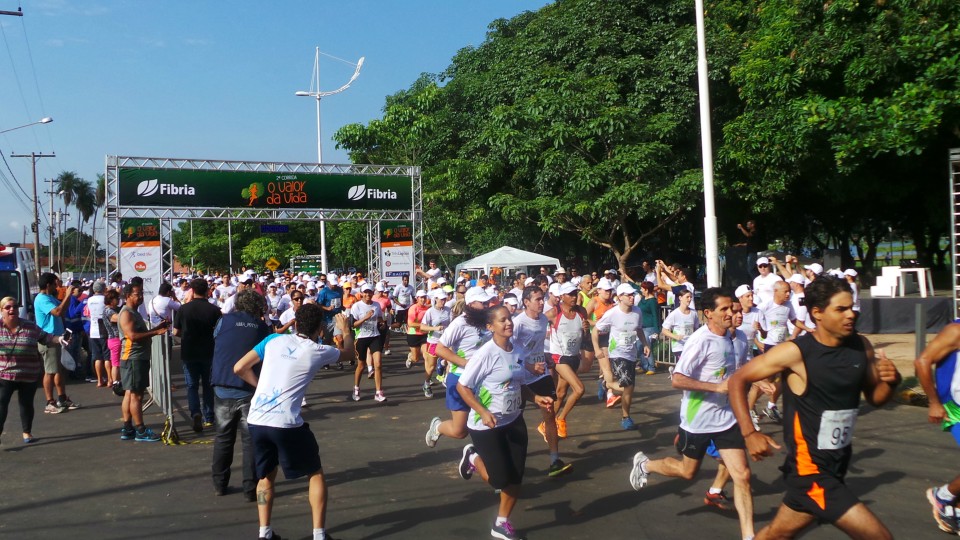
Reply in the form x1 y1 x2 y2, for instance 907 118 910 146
118 168 412 211
119 218 162 312
380 221 414 290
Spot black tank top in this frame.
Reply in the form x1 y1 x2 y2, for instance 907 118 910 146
781 332 867 478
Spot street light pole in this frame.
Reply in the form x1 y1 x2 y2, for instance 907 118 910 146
295 48 364 275
12 149 56 277
694 0 720 287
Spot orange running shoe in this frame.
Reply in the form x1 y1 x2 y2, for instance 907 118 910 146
556 418 568 438
606 394 622 408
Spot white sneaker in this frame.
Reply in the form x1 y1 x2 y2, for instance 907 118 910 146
352 386 360 402
301 396 308 407
405 354 413 369
630 451 649 490
750 410 761 432
384 348 392 356
374 391 387 402
425 416 441 447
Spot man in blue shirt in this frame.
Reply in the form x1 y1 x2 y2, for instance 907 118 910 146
211 289 273 501
317 276 344 350
34 273 80 413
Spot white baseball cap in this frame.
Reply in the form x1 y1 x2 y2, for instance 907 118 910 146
503 296 519 306
415 289 428 298
615 283 636 296
756 257 770 266
596 278 615 290
374 283 385 292
360 283 374 293
554 267 567 275
843 268 858 277
465 286 495 305
787 273 806 285
548 282 561 296
429 289 447 300
523 277 535 287
436 277 447 285
558 282 578 296
734 284 752 298
804 263 824 275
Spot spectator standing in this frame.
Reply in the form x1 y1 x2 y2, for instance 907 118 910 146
174 278 222 433
0 296 55 444
117 283 169 442
34 273 79 413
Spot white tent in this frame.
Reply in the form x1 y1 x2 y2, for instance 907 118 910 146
455 246 560 276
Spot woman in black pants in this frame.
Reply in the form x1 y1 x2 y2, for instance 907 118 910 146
0 296 56 444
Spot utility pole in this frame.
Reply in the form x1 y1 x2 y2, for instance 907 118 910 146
45 178 58 272
12 152 56 278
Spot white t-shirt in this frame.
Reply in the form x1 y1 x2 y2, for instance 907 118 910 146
86 295 105 339
595 306 643 360
731 328 750 370
850 282 860 312
674 326 738 434
788 293 816 336
548 309 584 356
440 315 492 376
753 273 783 306
662 307 700 353
247 333 340 428
392 284 415 309
148 296 180 331
221 293 238 314
422 306 452 344
738 306 760 356
279 307 296 332
425 267 442 287
458 340 526 431
758 301 797 346
511 311 549 382
350 301 382 339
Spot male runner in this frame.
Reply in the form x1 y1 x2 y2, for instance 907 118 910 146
727 276 899 540
629 287 755 540
914 321 960 533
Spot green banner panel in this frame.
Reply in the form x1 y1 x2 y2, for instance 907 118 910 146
381 221 413 243
119 218 161 243
118 168 412 211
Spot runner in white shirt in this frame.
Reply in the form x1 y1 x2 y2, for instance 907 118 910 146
455 304 554 540
419 289 452 398
756 280 797 423
148 282 181 335
786 274 816 337
660 289 700 362
734 285 771 431
512 286 571 477
233 305 354 540
593 284 651 431
629 288 756 540
424 287 495 449
350 284 385 402
391 275 415 332
416 259 443 289
545 282 589 439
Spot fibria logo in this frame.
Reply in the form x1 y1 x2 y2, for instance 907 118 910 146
347 184 397 201
136 178 196 197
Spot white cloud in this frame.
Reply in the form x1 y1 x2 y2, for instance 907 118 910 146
8 221 20 230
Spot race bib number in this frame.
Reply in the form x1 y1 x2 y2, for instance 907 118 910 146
769 326 787 343
817 409 857 450
612 331 637 354
503 389 522 415
331 298 341 310
526 352 544 365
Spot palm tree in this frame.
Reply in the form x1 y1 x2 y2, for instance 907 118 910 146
55 171 81 266
74 179 95 269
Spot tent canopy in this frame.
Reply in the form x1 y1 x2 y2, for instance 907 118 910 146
455 246 560 276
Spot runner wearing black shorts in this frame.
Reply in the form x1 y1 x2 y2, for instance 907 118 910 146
729 276 900 539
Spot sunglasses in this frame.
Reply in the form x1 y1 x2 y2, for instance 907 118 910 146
291 297 304 301
758 264 770 268
2 305 16 310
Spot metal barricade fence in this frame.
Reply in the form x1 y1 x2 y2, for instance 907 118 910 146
148 334 176 443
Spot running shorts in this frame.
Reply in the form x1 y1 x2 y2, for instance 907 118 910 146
120 355 151 393
580 331 594 352
427 342 439 357
552 354 580 372
782 471 860 524
406 334 428 348
524 375 557 400
249 423 322 480
611 357 637 387
445 372 470 412
674 425 745 460
468 416 527 490
88 337 108 362
355 336 382 361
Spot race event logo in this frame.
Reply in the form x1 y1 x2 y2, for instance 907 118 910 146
134 261 147 272
348 184 398 201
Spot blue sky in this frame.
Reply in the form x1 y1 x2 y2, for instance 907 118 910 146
0 0 552 243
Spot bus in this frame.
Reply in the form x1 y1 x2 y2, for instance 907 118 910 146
0 244 39 321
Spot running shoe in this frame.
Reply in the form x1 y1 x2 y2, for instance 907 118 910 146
423 381 433 398
367 366 374 379
926 487 959 533
764 404 783 423
437 361 446 377
258 533 282 540
352 386 360 402
621 417 636 430
459 444 476 480
704 490 733 510
644 370 655 375
44 401 65 414
556 418 568 439
750 410 761 432
58 398 80 410
548 459 573 477
629 451 649 490
192 413 203 433
597 378 606 401
606 394 622 409
425 416 442 447
405 354 413 369
384 348 391 356
135 427 161 442
120 427 136 440
491 520 524 540
537 422 547 443
374 391 387 402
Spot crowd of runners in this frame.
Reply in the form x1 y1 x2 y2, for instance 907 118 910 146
3 255 958 540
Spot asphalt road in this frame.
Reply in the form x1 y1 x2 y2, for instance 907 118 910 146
0 345 954 540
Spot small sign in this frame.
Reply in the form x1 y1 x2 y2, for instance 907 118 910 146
265 257 281 271
260 224 289 234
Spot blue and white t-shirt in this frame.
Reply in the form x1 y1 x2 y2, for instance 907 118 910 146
458 340 526 431
247 333 340 428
